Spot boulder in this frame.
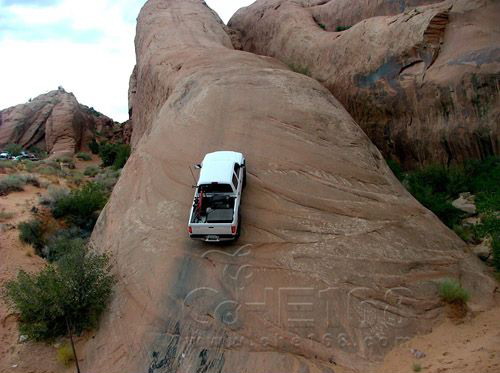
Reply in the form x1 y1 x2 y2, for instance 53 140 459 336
0 88 125 157
229 0 500 167
82 1 496 372
471 236 493 263
452 193 477 215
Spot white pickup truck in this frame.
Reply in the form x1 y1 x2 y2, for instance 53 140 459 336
188 151 246 242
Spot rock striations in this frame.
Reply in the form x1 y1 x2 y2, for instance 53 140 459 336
83 1 495 372
0 88 122 157
230 0 500 167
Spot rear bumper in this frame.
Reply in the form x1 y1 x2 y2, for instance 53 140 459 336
190 234 236 242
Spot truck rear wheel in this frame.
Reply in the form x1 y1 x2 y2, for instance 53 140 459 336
235 213 242 240
243 164 247 189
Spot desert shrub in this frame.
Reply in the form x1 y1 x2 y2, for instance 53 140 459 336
44 227 89 262
23 174 40 187
0 160 17 169
98 143 131 169
37 167 61 176
55 156 75 169
412 363 422 372
318 22 326 30
0 174 38 195
29 146 48 159
3 244 115 341
88 138 100 155
52 182 107 230
0 211 15 221
0 175 25 195
84 165 100 177
452 224 480 244
76 152 92 161
438 279 470 304
22 160 40 172
476 191 500 213
336 25 351 32
69 171 85 185
408 181 464 227
113 144 131 170
57 344 74 367
18 219 45 251
39 186 70 207
288 63 311 77
94 168 120 192
4 143 23 156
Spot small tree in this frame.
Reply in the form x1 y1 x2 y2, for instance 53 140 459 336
52 182 108 230
5 143 23 156
4 243 115 370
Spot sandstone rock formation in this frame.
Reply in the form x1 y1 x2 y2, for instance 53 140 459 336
83 1 496 372
229 0 500 167
0 88 124 157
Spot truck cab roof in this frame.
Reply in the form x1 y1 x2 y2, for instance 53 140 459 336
197 151 244 187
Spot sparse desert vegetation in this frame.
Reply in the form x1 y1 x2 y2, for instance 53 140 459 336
389 157 500 275
0 143 129 369
438 278 470 305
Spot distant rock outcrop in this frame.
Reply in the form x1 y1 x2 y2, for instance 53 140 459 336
229 0 500 167
82 1 495 372
0 88 125 157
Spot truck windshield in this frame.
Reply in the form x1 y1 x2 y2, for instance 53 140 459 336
199 183 233 194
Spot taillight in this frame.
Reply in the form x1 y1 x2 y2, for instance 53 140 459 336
188 226 192 234
231 225 237 234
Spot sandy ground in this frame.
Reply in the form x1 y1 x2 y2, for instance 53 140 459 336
376 303 500 373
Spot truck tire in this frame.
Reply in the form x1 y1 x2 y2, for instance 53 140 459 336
243 164 247 189
235 212 242 240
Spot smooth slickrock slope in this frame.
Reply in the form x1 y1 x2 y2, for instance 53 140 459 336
83 1 495 372
230 0 500 167
0 88 121 156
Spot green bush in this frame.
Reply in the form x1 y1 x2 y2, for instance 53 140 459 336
69 171 85 185
408 181 464 227
19 219 45 251
29 146 47 159
438 279 470 304
3 244 115 341
318 23 326 30
5 143 23 156
84 165 100 177
76 152 92 161
44 227 89 262
452 224 479 244
52 182 107 230
492 235 500 272
98 143 130 169
113 144 131 170
386 159 404 181
88 139 100 155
